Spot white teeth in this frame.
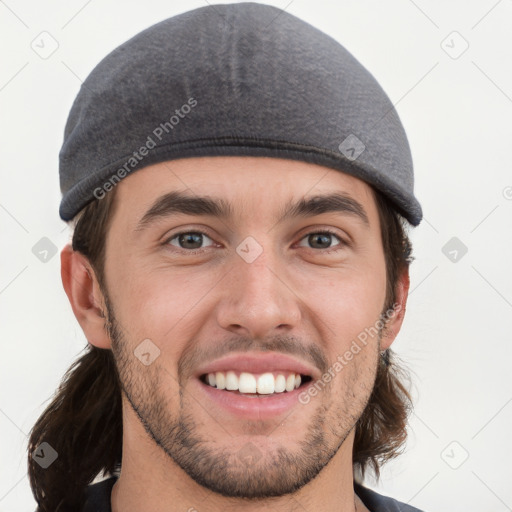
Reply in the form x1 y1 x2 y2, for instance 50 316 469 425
225 371 238 390
215 372 226 390
238 372 257 393
207 373 216 387
285 374 296 392
274 374 286 393
204 371 304 394
257 373 275 394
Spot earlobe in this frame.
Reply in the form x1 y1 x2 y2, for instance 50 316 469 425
380 267 410 351
60 244 112 349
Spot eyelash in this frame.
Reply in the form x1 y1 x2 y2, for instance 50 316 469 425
163 228 349 255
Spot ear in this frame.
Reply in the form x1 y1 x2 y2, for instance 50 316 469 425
380 266 410 351
60 243 112 349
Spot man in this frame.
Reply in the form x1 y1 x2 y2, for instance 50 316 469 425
28 3 425 511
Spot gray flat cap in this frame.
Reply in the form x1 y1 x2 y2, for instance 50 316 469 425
59 2 422 225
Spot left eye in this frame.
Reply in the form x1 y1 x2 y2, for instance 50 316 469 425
167 231 215 251
165 230 344 252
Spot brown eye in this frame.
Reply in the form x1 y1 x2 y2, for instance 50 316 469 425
167 231 214 251
297 230 345 252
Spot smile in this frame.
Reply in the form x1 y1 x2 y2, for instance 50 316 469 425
200 370 312 395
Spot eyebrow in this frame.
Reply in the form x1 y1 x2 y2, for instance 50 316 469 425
134 190 370 232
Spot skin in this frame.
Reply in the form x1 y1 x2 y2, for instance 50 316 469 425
61 156 409 512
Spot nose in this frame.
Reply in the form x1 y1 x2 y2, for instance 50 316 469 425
215 247 302 339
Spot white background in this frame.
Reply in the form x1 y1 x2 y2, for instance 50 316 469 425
1 1 512 511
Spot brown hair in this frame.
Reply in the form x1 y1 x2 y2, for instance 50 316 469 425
27 184 414 511
353 189 414 481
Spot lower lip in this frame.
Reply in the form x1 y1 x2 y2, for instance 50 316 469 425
194 378 311 420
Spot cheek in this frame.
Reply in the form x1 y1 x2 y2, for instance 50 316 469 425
301 262 387 350
108 264 216 350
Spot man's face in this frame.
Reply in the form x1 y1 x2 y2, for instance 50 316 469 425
100 156 389 498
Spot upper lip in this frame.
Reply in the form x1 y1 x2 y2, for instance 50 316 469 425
195 352 319 379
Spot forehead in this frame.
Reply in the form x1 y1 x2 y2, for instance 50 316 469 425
112 156 378 226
